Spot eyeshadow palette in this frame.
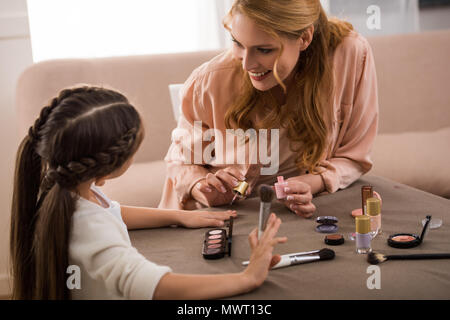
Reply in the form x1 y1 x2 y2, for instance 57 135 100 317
316 216 339 233
202 216 233 260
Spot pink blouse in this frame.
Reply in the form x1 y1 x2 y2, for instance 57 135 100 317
158 31 379 210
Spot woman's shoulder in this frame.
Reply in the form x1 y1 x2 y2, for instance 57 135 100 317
186 49 242 88
333 30 372 65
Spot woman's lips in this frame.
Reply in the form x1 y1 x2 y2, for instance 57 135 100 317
249 70 272 81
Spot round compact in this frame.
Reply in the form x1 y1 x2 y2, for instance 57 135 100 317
315 216 338 233
325 234 345 246
387 233 421 249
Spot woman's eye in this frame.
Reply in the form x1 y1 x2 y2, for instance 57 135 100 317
231 39 243 47
258 48 273 54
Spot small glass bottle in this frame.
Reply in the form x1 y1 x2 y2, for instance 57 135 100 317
361 185 373 215
355 215 372 254
367 197 382 238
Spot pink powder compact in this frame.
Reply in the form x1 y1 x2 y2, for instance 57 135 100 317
388 215 431 249
274 176 288 199
202 216 233 259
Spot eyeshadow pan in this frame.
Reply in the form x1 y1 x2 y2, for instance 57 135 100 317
209 230 223 235
208 234 222 240
208 244 222 249
205 248 221 254
392 235 416 242
207 239 222 244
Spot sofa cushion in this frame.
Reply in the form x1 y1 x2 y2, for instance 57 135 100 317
370 127 450 198
101 160 166 207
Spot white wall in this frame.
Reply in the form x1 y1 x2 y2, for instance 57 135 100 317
0 0 33 298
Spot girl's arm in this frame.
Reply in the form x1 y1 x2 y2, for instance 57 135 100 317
120 205 236 230
153 213 286 299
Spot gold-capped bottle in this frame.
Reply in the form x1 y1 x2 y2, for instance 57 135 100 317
367 197 382 238
355 215 372 254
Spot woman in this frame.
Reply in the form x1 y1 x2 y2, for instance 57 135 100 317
159 0 378 217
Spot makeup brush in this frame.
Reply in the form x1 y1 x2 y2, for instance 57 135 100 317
368 251 450 265
258 184 274 240
271 248 335 269
242 248 335 268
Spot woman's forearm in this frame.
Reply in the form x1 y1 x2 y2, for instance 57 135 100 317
120 206 181 230
153 272 255 300
287 173 325 195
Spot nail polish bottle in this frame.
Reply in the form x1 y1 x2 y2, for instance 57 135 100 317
367 197 382 238
274 176 287 200
361 185 373 215
355 215 372 254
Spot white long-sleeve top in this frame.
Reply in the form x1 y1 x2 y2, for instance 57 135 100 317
69 185 171 299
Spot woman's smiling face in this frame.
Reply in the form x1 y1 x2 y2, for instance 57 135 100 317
230 13 304 92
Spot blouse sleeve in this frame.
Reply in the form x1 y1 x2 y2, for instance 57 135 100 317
319 37 379 193
161 69 213 207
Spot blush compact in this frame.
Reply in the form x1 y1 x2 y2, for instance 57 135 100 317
325 234 345 246
388 215 431 249
316 216 338 233
202 216 233 259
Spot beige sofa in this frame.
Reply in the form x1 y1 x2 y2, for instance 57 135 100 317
15 30 450 207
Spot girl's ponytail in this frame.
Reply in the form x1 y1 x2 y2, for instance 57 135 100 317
10 135 43 299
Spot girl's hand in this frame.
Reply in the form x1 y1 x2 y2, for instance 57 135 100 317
279 180 316 218
243 213 287 289
176 209 237 228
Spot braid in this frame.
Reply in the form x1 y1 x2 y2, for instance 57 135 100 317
42 127 139 189
28 87 99 144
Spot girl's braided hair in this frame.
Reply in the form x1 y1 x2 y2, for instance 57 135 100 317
11 85 144 299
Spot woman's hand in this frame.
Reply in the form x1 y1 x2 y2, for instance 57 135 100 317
280 180 316 218
175 209 237 228
243 213 287 289
191 167 248 207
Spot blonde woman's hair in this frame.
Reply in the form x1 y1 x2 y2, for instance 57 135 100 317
223 0 353 173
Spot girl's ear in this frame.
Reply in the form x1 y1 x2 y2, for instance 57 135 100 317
95 177 106 186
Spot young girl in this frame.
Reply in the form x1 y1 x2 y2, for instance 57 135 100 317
10 86 286 300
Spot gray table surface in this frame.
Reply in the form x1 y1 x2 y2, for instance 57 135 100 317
130 175 450 299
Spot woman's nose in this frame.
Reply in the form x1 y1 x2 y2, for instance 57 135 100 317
241 50 257 71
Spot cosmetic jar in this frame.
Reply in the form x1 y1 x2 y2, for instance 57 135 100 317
325 234 345 246
274 176 288 199
367 197 382 237
316 216 338 233
355 215 372 254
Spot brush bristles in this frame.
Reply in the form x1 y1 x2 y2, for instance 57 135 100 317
367 252 387 265
318 248 335 260
258 184 274 203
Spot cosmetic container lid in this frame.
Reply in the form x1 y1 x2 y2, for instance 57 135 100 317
367 198 381 216
325 234 345 245
276 176 285 184
233 181 249 195
355 215 370 234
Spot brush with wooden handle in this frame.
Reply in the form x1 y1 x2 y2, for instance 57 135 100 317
368 252 450 265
